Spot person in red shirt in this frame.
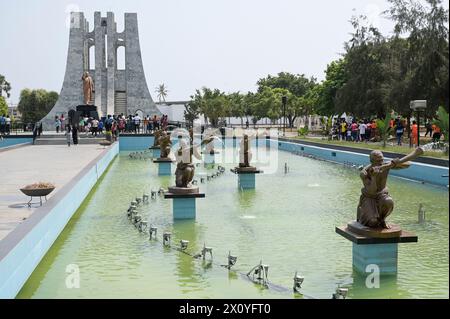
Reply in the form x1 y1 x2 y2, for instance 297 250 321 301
411 121 418 146
351 121 359 142
432 124 441 143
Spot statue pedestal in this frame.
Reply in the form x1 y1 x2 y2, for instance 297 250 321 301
336 221 418 275
231 167 263 190
202 151 219 167
153 158 173 176
149 146 161 159
164 187 205 219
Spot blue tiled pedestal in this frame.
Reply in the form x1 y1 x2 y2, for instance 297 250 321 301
336 222 418 275
164 188 205 220
352 243 398 274
231 167 263 190
149 146 161 159
153 158 173 176
202 151 219 169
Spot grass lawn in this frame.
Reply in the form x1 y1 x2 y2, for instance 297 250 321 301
292 136 449 160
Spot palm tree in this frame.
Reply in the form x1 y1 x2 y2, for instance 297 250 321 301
155 84 168 102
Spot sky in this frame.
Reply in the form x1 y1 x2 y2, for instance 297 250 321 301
0 0 442 105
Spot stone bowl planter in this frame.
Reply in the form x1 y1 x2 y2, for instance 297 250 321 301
20 187 55 197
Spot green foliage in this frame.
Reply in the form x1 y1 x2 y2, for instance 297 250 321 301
320 116 333 136
0 96 8 116
385 0 449 116
257 72 316 97
433 106 449 142
256 73 316 126
17 89 59 123
336 15 390 118
297 126 309 137
314 59 347 116
185 1 449 126
376 113 392 147
188 88 229 127
313 0 449 118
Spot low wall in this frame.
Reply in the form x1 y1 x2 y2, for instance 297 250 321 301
119 135 447 186
0 142 119 298
271 139 448 187
0 137 33 150
119 135 154 151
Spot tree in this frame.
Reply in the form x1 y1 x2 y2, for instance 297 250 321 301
257 72 317 126
227 92 245 125
184 101 200 127
189 88 229 127
18 89 59 124
0 96 8 116
155 84 168 102
335 15 390 118
385 0 449 115
0 74 11 98
376 113 392 147
314 59 347 116
257 72 316 97
433 106 449 142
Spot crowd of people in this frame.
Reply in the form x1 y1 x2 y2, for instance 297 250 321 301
330 117 443 146
48 113 170 147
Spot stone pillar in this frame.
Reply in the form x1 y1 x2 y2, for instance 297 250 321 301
40 12 86 130
106 12 116 116
124 13 159 117
41 12 161 128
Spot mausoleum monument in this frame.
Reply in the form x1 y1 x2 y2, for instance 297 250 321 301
41 12 160 129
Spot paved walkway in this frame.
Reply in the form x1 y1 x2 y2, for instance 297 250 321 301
0 144 106 241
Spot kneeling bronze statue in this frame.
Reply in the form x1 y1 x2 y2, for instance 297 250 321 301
357 147 423 229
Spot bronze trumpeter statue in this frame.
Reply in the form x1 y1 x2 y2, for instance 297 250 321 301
153 129 162 148
239 134 252 168
158 131 172 158
357 147 424 229
174 129 214 188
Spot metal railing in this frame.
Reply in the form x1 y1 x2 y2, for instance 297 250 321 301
0 121 36 135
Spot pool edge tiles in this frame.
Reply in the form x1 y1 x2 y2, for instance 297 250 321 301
0 142 119 299
0 137 33 151
272 139 449 187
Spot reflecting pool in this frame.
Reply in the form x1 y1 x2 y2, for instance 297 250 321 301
18 145 449 299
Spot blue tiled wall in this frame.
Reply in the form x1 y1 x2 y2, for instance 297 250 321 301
119 136 154 151
0 138 33 149
271 140 448 187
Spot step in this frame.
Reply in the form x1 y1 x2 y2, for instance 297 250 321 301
34 138 106 145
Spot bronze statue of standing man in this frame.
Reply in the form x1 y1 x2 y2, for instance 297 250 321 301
82 71 94 105
357 147 424 229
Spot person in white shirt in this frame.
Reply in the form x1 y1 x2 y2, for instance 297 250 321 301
133 114 141 134
91 119 99 137
359 122 367 142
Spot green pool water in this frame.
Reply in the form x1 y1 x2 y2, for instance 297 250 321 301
17 146 449 299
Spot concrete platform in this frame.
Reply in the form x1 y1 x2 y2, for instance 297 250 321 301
0 144 107 241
